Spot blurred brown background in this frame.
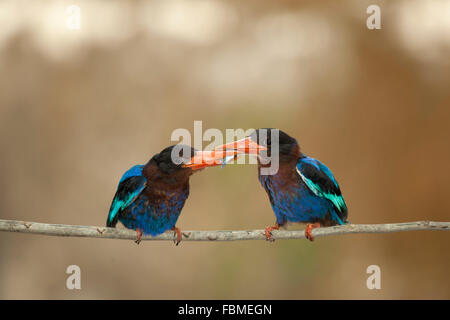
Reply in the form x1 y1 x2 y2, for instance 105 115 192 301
0 0 449 299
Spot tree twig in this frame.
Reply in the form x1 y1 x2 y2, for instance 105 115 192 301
0 219 448 242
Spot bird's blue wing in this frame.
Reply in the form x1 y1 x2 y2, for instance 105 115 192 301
296 157 347 223
107 166 146 227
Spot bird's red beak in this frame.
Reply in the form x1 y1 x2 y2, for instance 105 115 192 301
182 149 241 170
214 137 267 155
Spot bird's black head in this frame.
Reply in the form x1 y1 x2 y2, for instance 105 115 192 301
249 128 299 157
148 144 240 176
150 145 197 174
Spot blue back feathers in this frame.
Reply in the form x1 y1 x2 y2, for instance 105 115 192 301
119 165 144 183
296 156 347 224
107 165 146 226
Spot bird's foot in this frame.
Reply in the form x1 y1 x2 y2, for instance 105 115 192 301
171 227 182 246
264 223 280 242
305 222 321 241
135 228 143 245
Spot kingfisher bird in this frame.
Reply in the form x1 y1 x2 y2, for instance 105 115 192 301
217 128 348 241
107 144 237 245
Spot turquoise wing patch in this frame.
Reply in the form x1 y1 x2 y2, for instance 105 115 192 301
107 174 146 227
296 157 347 216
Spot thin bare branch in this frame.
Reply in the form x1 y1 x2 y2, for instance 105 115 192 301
0 219 448 242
